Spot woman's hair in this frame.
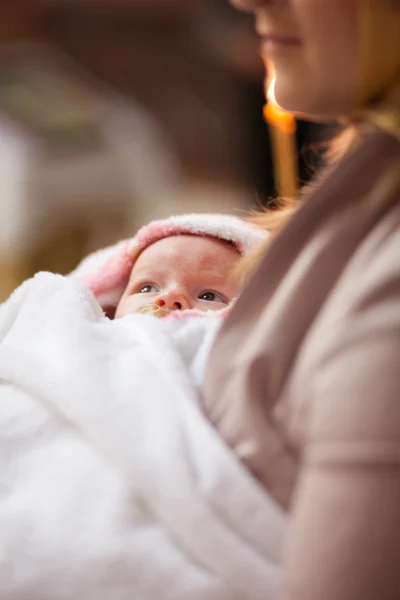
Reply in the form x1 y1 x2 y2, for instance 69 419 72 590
239 125 361 278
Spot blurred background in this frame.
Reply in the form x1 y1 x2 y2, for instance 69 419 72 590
0 0 335 301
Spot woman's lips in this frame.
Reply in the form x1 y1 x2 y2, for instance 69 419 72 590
260 35 301 57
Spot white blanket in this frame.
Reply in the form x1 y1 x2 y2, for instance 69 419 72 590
0 272 286 600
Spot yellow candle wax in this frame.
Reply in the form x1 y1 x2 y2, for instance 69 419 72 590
263 102 298 199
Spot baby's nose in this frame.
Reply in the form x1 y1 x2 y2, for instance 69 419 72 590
155 289 191 311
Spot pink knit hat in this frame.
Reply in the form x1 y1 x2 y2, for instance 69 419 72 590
71 213 267 317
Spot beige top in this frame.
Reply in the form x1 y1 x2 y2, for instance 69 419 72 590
204 128 400 600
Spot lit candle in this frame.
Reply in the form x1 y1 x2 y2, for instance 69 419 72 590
263 76 298 199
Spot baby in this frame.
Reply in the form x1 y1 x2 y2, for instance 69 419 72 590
71 213 266 319
115 234 241 318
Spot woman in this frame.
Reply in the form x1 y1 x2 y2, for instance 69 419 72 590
204 1 400 599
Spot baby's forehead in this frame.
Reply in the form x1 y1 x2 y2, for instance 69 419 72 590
126 235 240 286
135 235 239 265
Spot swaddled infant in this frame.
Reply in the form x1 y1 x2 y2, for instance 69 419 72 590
70 214 265 387
0 216 283 600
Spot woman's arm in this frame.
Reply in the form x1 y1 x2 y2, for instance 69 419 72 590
284 260 400 600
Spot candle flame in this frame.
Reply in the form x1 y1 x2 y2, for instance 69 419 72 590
263 63 298 198
263 73 297 135
267 73 278 106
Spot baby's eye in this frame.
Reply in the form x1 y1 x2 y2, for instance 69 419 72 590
198 291 226 303
138 284 158 294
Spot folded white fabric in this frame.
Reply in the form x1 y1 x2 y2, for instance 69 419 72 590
70 213 266 312
0 272 285 600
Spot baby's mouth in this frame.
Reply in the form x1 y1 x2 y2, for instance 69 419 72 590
138 305 171 319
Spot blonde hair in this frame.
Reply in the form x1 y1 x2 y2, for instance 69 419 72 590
239 126 361 278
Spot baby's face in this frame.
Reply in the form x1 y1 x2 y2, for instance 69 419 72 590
115 235 241 318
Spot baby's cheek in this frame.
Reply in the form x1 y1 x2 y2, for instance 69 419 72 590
195 300 231 313
114 297 126 319
117 294 155 317
115 294 136 318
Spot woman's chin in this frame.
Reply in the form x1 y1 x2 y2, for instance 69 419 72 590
271 80 356 122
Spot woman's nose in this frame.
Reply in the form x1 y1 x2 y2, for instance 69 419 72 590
154 289 191 311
